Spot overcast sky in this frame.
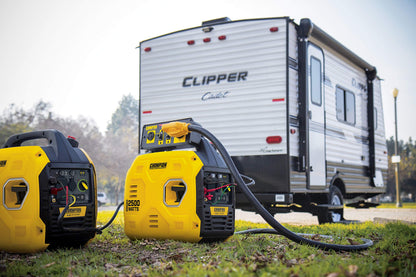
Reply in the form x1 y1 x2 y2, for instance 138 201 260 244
0 0 415 141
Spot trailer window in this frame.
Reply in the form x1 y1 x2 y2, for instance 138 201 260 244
310 57 322 106
336 87 355 125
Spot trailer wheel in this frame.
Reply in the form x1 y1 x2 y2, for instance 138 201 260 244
317 186 344 224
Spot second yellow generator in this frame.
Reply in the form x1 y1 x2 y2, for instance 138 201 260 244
124 119 235 242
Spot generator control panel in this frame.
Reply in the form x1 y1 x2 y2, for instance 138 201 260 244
141 118 201 151
49 168 92 206
203 171 234 206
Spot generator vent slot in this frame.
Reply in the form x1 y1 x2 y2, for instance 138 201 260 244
129 189 138 198
149 214 158 228
202 207 234 232
46 206 96 244
128 184 139 198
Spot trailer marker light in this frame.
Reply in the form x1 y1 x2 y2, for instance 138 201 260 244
218 35 226 41
266 136 282 144
203 38 211 43
144 47 151 52
142 110 152 114
290 129 296 134
187 40 195 45
272 98 285 102
270 27 279 32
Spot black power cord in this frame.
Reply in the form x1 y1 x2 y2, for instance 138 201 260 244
98 202 124 232
58 198 124 234
187 123 373 252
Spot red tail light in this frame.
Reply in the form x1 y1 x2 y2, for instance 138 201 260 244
270 27 279 32
187 40 195 45
218 35 227 41
144 47 151 52
203 38 211 43
266 136 282 144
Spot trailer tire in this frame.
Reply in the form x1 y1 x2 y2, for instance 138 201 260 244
317 186 344 224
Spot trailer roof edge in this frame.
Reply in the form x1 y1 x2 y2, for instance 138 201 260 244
299 18 376 75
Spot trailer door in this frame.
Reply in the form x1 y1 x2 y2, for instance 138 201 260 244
307 44 326 188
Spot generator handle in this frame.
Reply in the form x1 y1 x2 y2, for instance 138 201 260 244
2 129 75 161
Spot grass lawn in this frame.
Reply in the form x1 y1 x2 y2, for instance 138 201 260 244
1 211 415 276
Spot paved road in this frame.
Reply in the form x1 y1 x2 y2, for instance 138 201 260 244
236 208 416 225
100 205 416 225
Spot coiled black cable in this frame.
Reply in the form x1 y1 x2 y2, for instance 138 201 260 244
188 124 373 252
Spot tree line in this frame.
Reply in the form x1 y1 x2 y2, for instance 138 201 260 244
0 95 138 204
386 136 416 200
0 97 415 203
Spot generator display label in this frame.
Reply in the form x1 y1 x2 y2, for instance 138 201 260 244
126 199 141 212
59 206 86 218
210 206 229 216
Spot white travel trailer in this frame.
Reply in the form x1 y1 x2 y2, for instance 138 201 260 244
138 17 388 223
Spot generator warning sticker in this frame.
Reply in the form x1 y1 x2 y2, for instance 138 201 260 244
59 206 86 218
210 206 229 216
126 199 140 212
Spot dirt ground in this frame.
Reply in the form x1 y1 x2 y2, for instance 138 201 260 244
235 208 416 225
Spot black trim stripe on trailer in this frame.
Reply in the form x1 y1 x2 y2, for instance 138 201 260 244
286 17 290 186
366 70 377 179
298 18 375 72
297 26 308 173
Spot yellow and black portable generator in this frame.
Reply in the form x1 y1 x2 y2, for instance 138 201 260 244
124 119 235 242
0 130 97 253
124 119 374 252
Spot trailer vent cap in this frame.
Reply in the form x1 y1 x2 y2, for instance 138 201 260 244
202 17 231 27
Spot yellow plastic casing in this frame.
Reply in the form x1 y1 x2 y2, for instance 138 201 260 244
0 146 50 253
124 150 203 242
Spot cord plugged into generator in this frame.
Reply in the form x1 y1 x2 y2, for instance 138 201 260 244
58 200 124 234
162 122 373 252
